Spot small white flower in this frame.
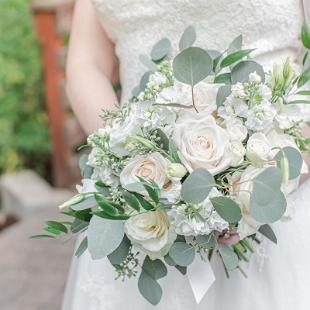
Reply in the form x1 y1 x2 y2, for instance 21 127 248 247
166 163 187 181
147 72 167 87
257 84 272 102
76 179 98 193
231 83 246 98
125 210 176 260
249 72 262 83
228 140 246 167
218 96 249 120
274 102 303 129
226 120 248 142
246 132 272 167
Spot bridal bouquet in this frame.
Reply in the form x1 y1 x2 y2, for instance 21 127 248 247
34 25 310 305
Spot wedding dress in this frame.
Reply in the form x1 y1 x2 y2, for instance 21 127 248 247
62 0 310 309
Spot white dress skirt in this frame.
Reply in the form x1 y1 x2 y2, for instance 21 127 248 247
62 0 310 309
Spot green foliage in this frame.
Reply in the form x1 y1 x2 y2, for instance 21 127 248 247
0 0 50 175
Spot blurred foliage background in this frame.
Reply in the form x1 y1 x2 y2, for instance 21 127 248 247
0 0 50 176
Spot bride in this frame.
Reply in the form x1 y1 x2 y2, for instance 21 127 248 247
62 0 310 309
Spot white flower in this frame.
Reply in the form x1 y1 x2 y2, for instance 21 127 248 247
274 102 303 129
147 72 167 88
249 72 262 83
120 152 169 195
231 83 246 98
226 120 248 142
161 181 182 203
125 210 176 260
245 102 276 131
76 179 98 193
92 167 119 188
173 115 231 175
166 163 187 181
228 140 246 167
246 132 272 167
167 188 228 236
257 84 272 102
157 81 219 115
231 166 264 238
218 96 249 120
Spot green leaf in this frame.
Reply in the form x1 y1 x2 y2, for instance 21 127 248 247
181 168 215 204
122 191 140 211
179 25 196 50
136 177 160 204
79 155 93 178
195 234 216 249
139 54 157 71
75 237 88 257
169 242 195 266
154 128 170 151
219 245 239 270
46 221 68 234
275 146 303 180
231 60 265 84
94 211 130 221
164 254 176 266
210 196 242 223
142 256 167 280
138 271 162 305
216 85 232 107
228 34 243 53
133 193 154 211
95 194 118 216
173 47 212 86
169 139 182 164
220 49 255 68
108 235 131 265
301 23 310 49
151 38 172 61
296 90 310 96
87 215 124 260
298 67 310 88
44 226 61 235
175 265 187 275
139 71 152 91
249 167 287 223
258 224 277 244
30 234 55 239
71 218 89 233
288 100 310 104
214 73 231 84
154 103 193 109
70 196 97 211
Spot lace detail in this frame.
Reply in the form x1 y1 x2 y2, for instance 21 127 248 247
91 0 304 102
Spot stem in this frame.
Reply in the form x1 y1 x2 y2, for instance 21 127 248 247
234 244 249 262
240 239 254 253
237 265 248 278
191 86 199 113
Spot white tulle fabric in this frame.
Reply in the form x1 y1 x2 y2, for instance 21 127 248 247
62 1 310 309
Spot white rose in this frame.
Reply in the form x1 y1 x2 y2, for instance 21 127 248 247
246 132 272 167
228 141 246 167
231 166 264 238
120 152 169 195
226 120 248 142
173 115 231 175
274 102 303 130
166 163 187 181
125 210 176 260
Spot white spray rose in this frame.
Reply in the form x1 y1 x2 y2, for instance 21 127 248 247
228 141 246 167
125 210 176 260
166 163 187 181
246 132 272 167
120 152 169 195
173 115 231 175
226 120 248 142
274 103 303 130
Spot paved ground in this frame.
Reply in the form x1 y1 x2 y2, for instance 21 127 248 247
0 207 75 310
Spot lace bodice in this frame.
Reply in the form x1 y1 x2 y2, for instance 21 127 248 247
91 0 304 103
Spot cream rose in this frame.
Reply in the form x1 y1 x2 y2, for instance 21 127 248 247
246 133 272 167
226 120 248 142
228 141 246 167
125 210 176 259
120 152 169 193
173 115 231 175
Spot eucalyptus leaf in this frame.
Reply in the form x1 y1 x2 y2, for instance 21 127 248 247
220 49 255 68
219 245 239 270
258 224 277 244
228 34 243 53
79 155 93 179
164 254 176 266
142 256 167 280
179 25 196 50
175 265 187 275
71 196 97 211
216 85 232 107
231 60 265 84
301 23 310 49
210 196 242 223
87 215 124 260
139 71 152 91
173 47 212 86
297 67 310 88
122 191 140 211
275 146 303 180
108 235 131 265
151 38 171 61
195 234 216 249
75 236 88 257
249 167 287 223
214 73 231 84
138 271 162 305
181 168 215 204
139 54 157 71
169 242 195 266
206 49 222 60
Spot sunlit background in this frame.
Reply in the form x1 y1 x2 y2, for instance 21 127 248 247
0 1 81 309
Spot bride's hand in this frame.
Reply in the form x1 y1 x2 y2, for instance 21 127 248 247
66 0 119 134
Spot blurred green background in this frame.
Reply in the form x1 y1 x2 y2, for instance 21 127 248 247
0 0 50 177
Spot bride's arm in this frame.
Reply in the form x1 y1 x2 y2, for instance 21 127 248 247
66 0 118 134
